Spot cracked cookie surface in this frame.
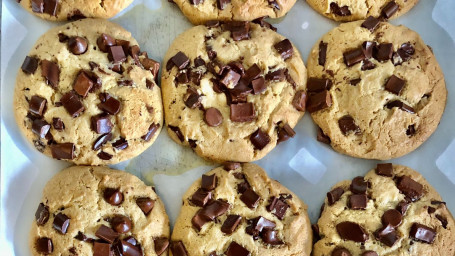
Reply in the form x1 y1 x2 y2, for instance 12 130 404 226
14 19 163 165
306 20 446 160
161 21 307 163
170 163 312 256
306 0 418 22
30 165 170 256
313 164 455 256
19 0 133 21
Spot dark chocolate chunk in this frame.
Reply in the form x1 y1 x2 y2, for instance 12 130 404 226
171 241 188 256
409 223 436 243
29 95 47 117
250 129 270 150
199 199 230 220
97 34 116 52
108 45 126 63
104 188 123 206
154 238 169 255
206 45 217 60
35 203 50 226
221 215 242 234
52 117 64 131
223 162 241 171
252 16 277 31
169 125 184 142
217 0 230 10
91 114 113 134
240 188 260 208
428 206 436 214
67 9 86 20
349 194 367 210
98 96 121 115
266 197 289 219
136 197 155 215
32 119 51 138
194 56 206 67
350 176 367 194
344 48 365 67
246 217 276 236
382 209 402 227
382 1 399 19
176 70 189 84
171 52 190 70
96 225 119 243
113 137 128 150
274 39 293 60
386 100 415 114
361 16 380 31
251 77 266 95
362 41 376 59
327 187 344 205
225 242 250 256
93 133 112 150
201 174 217 191
237 181 250 194
350 78 361 86
317 127 331 144
31 0 44 13
318 41 328 66
22 56 39 74
141 58 160 80
192 210 210 231
336 221 368 242
184 88 201 109
229 80 252 103
396 176 424 201
277 123 296 144
406 124 416 136
244 64 262 83
331 247 351 256
110 215 132 233
436 214 448 229
374 43 394 62
41 60 60 88
97 151 112 160
265 69 285 81
396 200 410 215
307 90 332 113
68 36 88 55
42 0 58 16
36 237 53 254
361 59 376 70
330 2 351 16
142 123 160 142
292 90 306 111
307 77 332 92
385 75 405 95
191 188 212 207
376 163 393 177
61 91 85 117
115 39 130 56
220 70 241 88
261 230 283 245
224 21 250 41
112 239 141 256
230 103 256 122
93 242 112 256
50 143 75 159
75 231 92 242
204 108 223 127
53 213 70 234
361 251 378 256
338 115 360 135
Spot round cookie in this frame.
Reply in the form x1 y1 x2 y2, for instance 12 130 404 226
161 21 307 163
172 0 296 25
30 166 170 256
306 0 419 22
306 19 446 160
313 164 455 256
14 19 163 165
19 0 133 21
170 163 312 256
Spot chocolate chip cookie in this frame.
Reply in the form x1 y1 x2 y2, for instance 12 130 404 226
19 0 133 21
313 164 455 256
170 163 312 256
14 19 163 165
306 0 419 22
161 21 307 163
306 19 446 160
30 166 170 256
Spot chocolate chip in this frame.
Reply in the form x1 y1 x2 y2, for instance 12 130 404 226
220 70 241 88
32 119 51 138
22 56 39 74
317 127 331 144
330 2 351 16
31 0 44 13
224 162 241 171
318 41 328 66
50 143 75 159
225 242 250 256
53 213 70 234
35 203 49 226
409 223 436 243
224 21 250 41
36 237 53 254
29 95 47 117
250 129 270 150
277 123 296 144
98 152 112 161
230 103 256 122
396 200 410 215
274 39 293 60
171 51 190 70
385 75 405 95
344 48 365 67
251 77 266 95
265 69 285 81
97 34 116 52
292 90 306 111
201 174 217 191
396 176 424 201
386 100 415 114
67 9 86 20
336 221 368 242
191 188 212 207
350 176 367 194
169 125 184 142
184 88 201 109
112 239 142 256
361 251 378 256
244 64 262 83
376 163 393 176
406 124 416 136
266 197 289 219
308 78 332 92
221 215 242 234
361 16 380 31
68 37 88 55
382 209 402 227
93 242 112 256
307 90 332 113
108 46 126 63
331 247 351 256
349 194 367 210
136 197 155 215
171 241 188 256
154 238 169 255
350 78 361 86
203 108 222 127
91 114 113 134
41 60 60 88
217 0 230 10
374 43 393 62
327 187 344 205
61 91 85 117
104 188 123 206
110 215 132 233
96 225 119 243
382 1 399 19
436 214 448 229
240 188 260 208
113 137 128 150
338 115 360 135
98 96 121 115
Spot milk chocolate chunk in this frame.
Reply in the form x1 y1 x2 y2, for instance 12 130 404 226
171 241 188 256
225 242 250 256
292 90 306 111
35 203 50 226
223 162 240 171
201 174 217 191
73 71 93 97
93 242 112 256
53 213 70 234
230 103 256 122
361 16 380 31
338 115 360 135
385 75 405 95
171 51 190 70
274 39 293 60
374 43 393 62
31 0 44 13
221 70 241 88
332 248 351 256
29 95 47 117
251 77 266 95
350 176 368 194
221 215 242 234
36 237 53 254
136 197 155 215
97 34 116 52
376 163 393 176
229 80 252 103
397 176 423 201
261 230 283 245
250 129 270 150
32 119 51 138
382 1 399 19
240 188 260 208
191 188 212 207
96 225 119 243
110 215 132 234
244 64 261 83
91 114 113 134
98 96 121 115
199 200 230 220
154 238 169 255
307 90 332 113
336 221 368 242
43 0 58 16
386 100 415 114
104 188 123 206
265 69 285 81
50 143 75 159
266 197 289 219
344 48 365 67
61 91 85 117
68 36 88 55
277 123 296 143
410 223 436 243
307 78 332 92
217 0 230 10
327 187 344 205
41 60 60 88
108 45 127 63
22 56 39 74
382 209 402 227
318 41 328 66
204 108 223 127
349 194 367 210
330 2 351 16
